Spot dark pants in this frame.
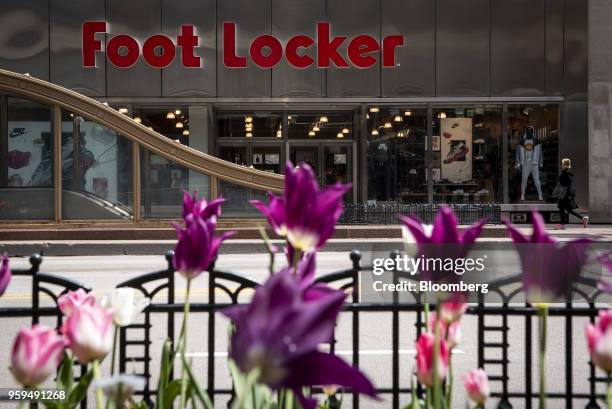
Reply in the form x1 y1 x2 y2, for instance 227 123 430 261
559 204 582 224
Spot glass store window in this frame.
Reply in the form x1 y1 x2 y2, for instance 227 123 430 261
288 113 353 139
432 106 502 203
217 112 282 138
366 107 427 203
1 96 54 220
61 111 133 220
508 104 559 203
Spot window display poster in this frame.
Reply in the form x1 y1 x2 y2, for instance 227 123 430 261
265 154 279 165
440 118 472 182
432 135 440 151
334 154 347 164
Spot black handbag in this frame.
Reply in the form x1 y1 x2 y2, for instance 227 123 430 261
552 182 567 199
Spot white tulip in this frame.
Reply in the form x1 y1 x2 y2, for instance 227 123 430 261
101 288 150 327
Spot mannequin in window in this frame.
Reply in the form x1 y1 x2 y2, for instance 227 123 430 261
517 126 543 201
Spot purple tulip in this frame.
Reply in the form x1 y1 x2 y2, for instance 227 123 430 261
0 254 11 297
182 190 224 222
398 206 486 294
503 211 591 303
173 217 233 280
223 270 376 409
174 192 233 279
597 252 612 294
251 162 350 253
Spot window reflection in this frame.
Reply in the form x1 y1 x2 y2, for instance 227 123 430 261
217 112 282 138
366 107 427 203
61 111 133 220
1 96 54 220
288 113 353 139
508 104 559 203
432 106 502 203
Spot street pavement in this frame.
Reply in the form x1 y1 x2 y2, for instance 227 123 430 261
0 250 610 408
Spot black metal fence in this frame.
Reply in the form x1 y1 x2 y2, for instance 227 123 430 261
339 203 502 225
0 251 607 409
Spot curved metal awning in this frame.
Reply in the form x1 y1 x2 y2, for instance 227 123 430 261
0 68 284 193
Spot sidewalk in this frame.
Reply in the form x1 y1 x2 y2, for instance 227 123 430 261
1 224 610 257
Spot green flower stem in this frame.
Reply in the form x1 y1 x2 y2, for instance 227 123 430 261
92 359 105 409
179 278 193 409
537 304 548 409
231 368 261 409
446 353 453 409
292 249 302 270
607 374 611 409
426 386 432 409
432 303 441 409
258 226 276 276
110 326 118 376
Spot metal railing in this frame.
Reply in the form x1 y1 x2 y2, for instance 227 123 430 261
1 251 607 409
339 203 502 225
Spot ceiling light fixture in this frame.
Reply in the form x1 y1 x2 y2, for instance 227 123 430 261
246 132 253 138
313 125 320 132
176 122 184 128
133 116 142 123
320 116 328 123
404 110 412 116
369 107 379 113
371 129 379 136
245 116 253 123
308 131 316 137
342 128 350 134
384 122 392 129
438 112 447 119
175 109 181 115
182 129 190 136
394 115 402 122
336 132 344 138
118 107 128 114
166 112 175 119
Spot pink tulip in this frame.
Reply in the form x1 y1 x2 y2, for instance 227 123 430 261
10 325 64 387
58 288 96 316
415 332 449 387
62 303 113 364
463 369 490 405
440 299 468 323
586 309 612 373
428 312 462 349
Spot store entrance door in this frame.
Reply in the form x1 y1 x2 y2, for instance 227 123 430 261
289 142 354 199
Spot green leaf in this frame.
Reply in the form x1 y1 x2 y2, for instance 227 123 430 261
162 380 182 409
57 353 74 393
180 353 214 409
156 339 173 409
65 369 94 409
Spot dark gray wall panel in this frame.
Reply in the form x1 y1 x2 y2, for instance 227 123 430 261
271 0 325 97
436 0 489 96
50 0 105 96
491 0 545 96
162 0 216 97
326 0 380 97
565 0 588 101
0 1 49 80
560 101 588 208
545 0 564 95
106 0 161 97
217 0 271 97
381 0 434 96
